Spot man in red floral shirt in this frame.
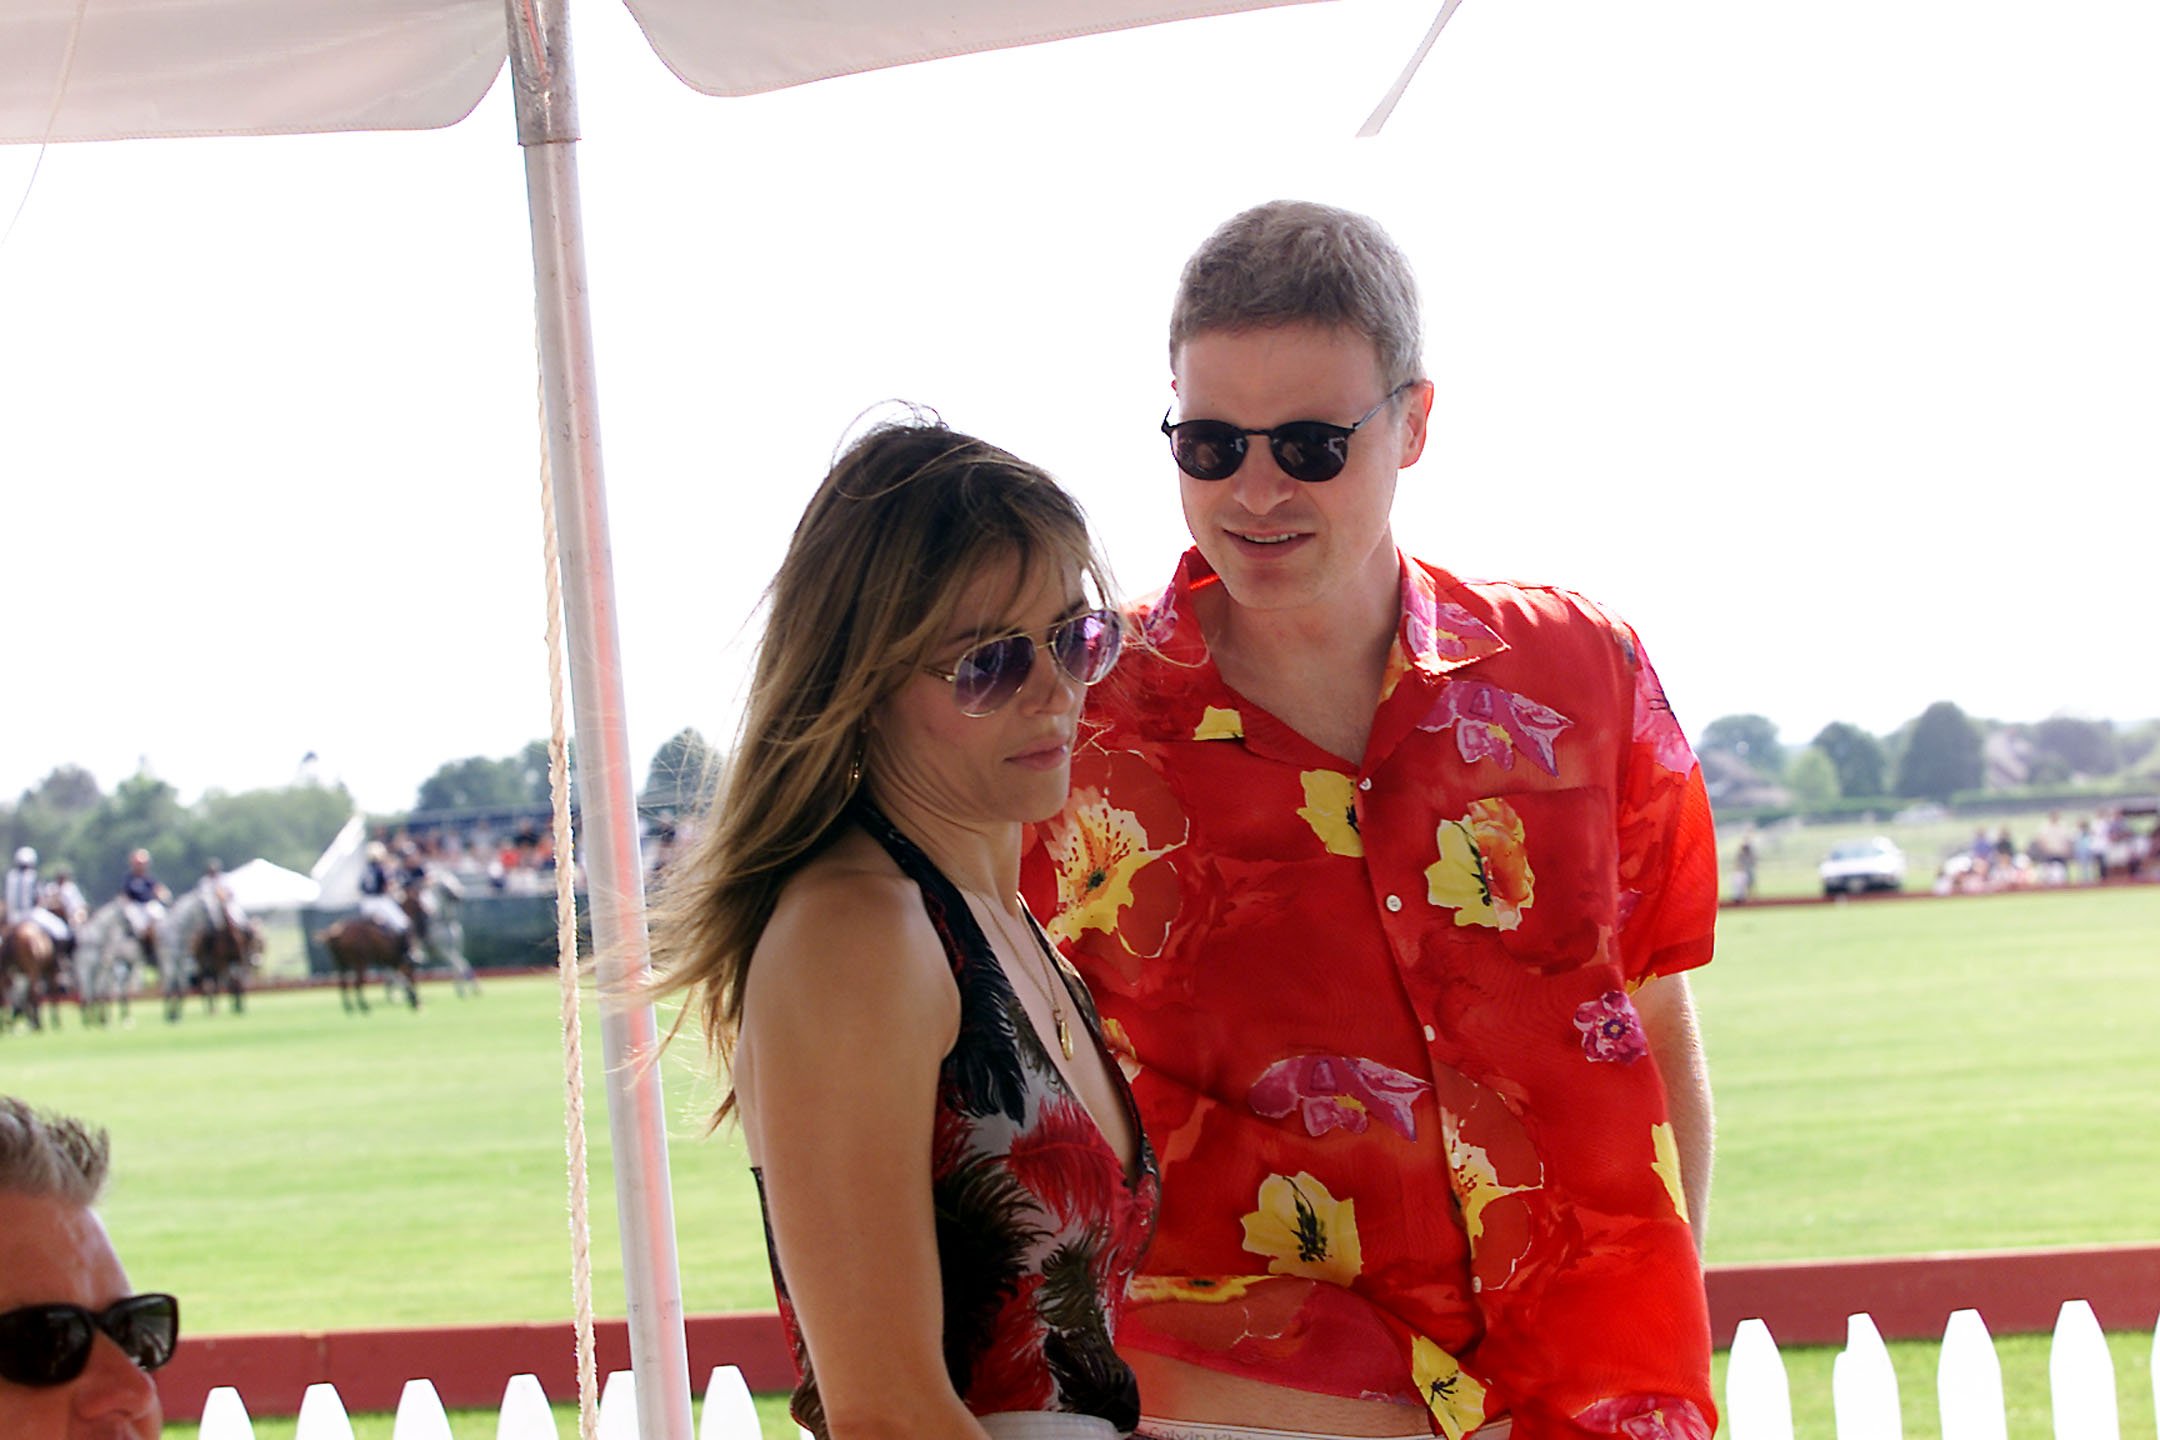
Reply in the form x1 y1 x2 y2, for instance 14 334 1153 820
1023 202 1718 1440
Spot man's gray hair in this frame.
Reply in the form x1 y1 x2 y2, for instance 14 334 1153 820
0 1097 110 1206
1169 200 1424 388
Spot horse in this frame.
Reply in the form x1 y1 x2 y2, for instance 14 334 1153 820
411 869 479 999
191 908 262 1015
317 880 428 1014
157 888 258 1021
318 911 419 1013
321 870 480 1012
1 918 63 1031
75 898 147 1026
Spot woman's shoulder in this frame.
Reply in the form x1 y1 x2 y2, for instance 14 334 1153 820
748 828 954 1012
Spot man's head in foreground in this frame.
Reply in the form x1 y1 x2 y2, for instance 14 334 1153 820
1164 200 1435 629
0 1098 169 1439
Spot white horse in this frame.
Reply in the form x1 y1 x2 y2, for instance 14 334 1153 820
415 870 480 999
75 899 146 1026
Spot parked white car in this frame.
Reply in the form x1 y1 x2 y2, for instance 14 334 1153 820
1819 837 1907 897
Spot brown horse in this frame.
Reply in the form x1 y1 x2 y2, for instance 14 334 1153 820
1 919 63 1031
186 913 262 1018
318 913 420 1013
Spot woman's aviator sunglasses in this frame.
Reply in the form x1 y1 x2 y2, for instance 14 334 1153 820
1161 381 1414 484
0 1293 179 1387
926 608 1123 717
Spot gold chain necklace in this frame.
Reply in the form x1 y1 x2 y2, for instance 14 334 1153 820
978 894 1074 1061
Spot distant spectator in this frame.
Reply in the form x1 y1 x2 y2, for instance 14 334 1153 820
0 1097 172 1438
2073 819 2099 885
1732 834 1758 904
2030 812 2073 885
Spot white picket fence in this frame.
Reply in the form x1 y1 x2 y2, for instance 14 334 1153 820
1728 1301 2159 1439
190 1301 2160 1439
193 1365 778 1440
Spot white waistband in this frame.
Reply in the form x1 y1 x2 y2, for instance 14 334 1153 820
1134 1422 1432 1440
978 1412 1126 1440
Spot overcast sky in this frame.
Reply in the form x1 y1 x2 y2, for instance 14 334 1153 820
4 0 2154 815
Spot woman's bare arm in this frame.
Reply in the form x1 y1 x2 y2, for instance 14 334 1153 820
735 859 991 1440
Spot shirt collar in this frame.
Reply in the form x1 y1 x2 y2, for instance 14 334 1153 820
1396 552 1510 679
1142 547 1510 681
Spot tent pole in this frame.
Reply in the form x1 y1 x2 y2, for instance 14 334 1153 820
505 2 694 1437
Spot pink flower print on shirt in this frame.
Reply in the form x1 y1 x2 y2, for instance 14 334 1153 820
1573 990 1649 1064
1249 1054 1431 1141
1632 665 1696 776
1419 680 1573 777
1424 601 1505 662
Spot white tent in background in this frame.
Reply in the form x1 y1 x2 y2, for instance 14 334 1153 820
224 857 323 912
2 4 1454 1435
309 814 370 909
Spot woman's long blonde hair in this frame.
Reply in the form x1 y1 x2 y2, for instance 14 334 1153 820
649 414 1113 1123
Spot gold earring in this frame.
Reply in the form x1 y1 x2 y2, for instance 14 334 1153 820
845 740 865 793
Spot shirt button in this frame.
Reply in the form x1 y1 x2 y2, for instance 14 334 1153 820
1385 894 1403 912
1424 1024 1437 1042
1358 777 1373 791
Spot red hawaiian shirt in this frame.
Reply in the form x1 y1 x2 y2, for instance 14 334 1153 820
1021 549 1719 1440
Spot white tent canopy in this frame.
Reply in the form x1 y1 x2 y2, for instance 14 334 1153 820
224 857 323 911
1 0 1326 143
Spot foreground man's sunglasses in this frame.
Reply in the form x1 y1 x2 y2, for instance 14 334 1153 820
0 1293 179 1386
1162 381 1414 483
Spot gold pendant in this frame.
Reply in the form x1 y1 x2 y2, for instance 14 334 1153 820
1056 1014 1074 1061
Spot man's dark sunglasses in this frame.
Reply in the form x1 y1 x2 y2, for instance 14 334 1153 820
1161 381 1415 483
0 1294 179 1387
925 608 1123 717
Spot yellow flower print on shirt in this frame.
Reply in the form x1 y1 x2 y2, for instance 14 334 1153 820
1297 770 1364 857
1240 1171 1362 1287
1044 789 1175 944
1411 1336 1489 1440
1126 1274 1265 1305
1193 706 1244 741
1423 797 1534 929
1441 1111 1539 1251
1652 1121 1689 1222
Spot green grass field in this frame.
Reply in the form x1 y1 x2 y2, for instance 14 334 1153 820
9 886 2157 1437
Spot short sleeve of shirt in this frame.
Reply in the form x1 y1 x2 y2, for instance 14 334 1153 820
1605 617 1719 984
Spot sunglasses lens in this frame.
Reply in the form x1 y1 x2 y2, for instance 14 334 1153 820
951 635 1033 716
106 1295 179 1372
0 1306 94 1386
1052 611 1122 686
1167 422 1246 481
1270 424 1351 483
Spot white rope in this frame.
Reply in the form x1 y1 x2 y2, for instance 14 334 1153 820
1357 0 1464 138
537 363 601 1440
0 0 89 251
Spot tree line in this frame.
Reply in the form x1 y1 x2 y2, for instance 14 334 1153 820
1696 706 2160 817
0 730 716 899
6 710 2149 893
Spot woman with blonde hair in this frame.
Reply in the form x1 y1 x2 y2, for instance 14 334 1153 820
653 416 1157 1440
